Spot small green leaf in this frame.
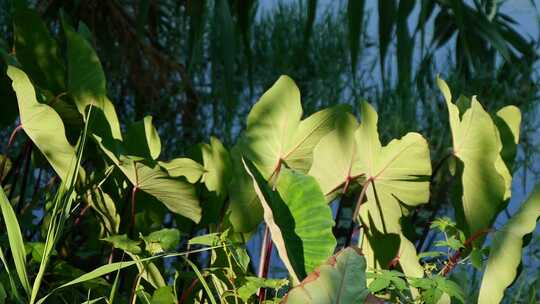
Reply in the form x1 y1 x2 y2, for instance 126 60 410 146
141 228 181 255
101 235 141 254
150 286 175 304
159 158 204 183
237 277 288 302
369 277 390 293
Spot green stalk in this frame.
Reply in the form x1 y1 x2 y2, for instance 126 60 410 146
29 107 92 304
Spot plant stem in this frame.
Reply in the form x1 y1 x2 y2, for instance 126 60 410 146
129 185 138 237
0 124 23 182
257 225 272 302
16 143 32 214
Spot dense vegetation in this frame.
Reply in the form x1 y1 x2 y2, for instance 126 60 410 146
1 1 540 303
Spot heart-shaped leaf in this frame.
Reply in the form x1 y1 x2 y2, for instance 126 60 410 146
229 76 347 233
437 77 507 236
356 101 431 278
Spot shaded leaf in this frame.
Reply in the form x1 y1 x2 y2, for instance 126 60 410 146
244 159 336 284
124 116 161 160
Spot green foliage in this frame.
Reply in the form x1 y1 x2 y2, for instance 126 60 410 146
0 3 538 303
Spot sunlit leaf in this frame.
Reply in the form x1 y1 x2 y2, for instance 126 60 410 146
437 77 506 236
356 101 431 278
478 184 540 304
7 66 78 181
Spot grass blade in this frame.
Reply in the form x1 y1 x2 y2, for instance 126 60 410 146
0 185 30 297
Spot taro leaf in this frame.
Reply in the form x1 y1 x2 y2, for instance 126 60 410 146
241 75 348 177
356 101 431 278
243 159 336 284
101 234 141 255
7 66 78 181
437 77 506 236
13 8 65 94
282 247 371 303
200 136 232 198
228 146 264 232
141 228 181 255
159 158 204 183
309 112 362 200
93 135 201 222
478 184 540 304
124 116 161 160
231 76 346 232
63 18 122 140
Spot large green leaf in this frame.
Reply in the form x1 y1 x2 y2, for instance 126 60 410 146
241 75 347 177
93 135 201 223
7 66 78 181
437 77 506 236
13 8 65 93
356 101 431 278
0 185 30 296
282 247 371 303
478 184 540 304
230 76 346 232
243 159 336 284
309 112 362 200
63 18 122 140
